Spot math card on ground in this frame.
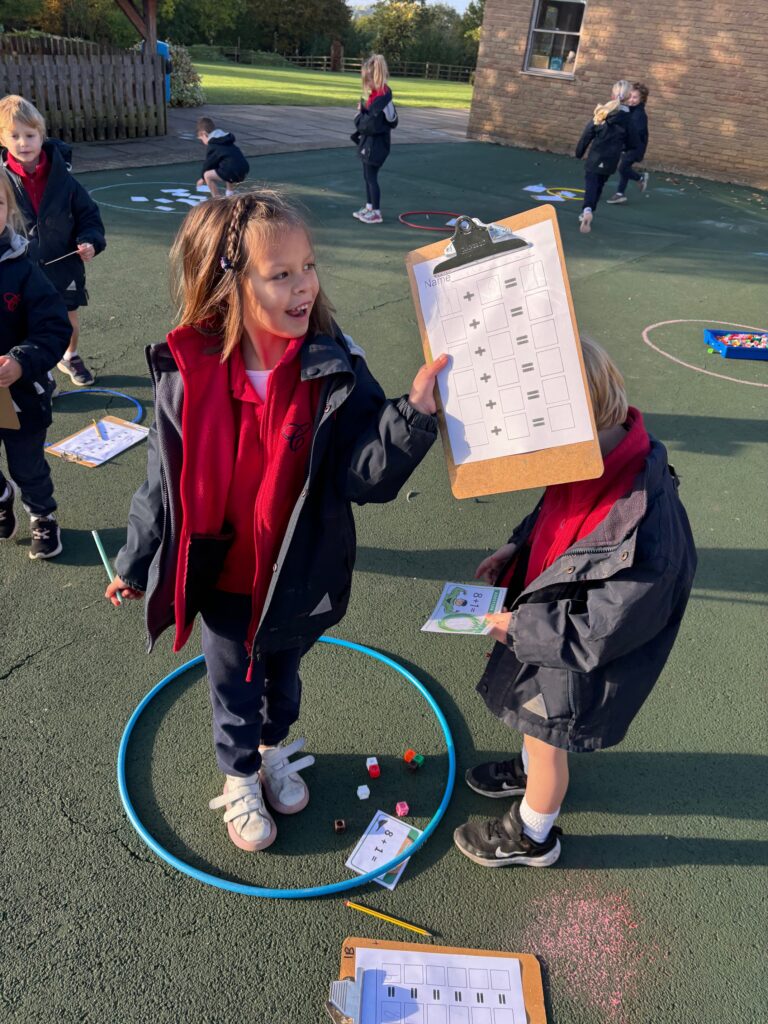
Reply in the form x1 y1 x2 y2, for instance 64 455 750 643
46 416 149 468
346 812 423 892
422 582 506 636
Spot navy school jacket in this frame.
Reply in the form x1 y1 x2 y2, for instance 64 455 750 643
575 106 642 177
201 130 250 183
352 87 398 168
0 229 71 431
114 327 438 655
1 140 106 301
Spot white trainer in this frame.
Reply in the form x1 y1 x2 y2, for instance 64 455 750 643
579 209 593 234
209 773 276 851
260 737 315 814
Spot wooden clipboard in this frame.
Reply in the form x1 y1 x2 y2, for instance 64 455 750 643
45 414 148 467
0 386 20 429
405 204 603 499
338 936 547 1023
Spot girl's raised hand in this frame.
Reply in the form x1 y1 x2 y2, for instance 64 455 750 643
105 575 144 607
408 353 449 415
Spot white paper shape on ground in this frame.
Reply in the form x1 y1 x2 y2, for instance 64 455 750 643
196 184 211 193
130 196 149 202
155 206 174 212
535 193 564 201
161 188 191 195
523 184 547 193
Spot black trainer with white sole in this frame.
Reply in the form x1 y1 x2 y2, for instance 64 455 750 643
453 800 562 868
29 515 62 559
0 482 18 541
465 754 527 798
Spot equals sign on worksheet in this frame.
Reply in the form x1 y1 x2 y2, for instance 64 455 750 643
505 277 518 288
521 362 535 374
509 306 524 317
516 334 529 346
532 417 545 427
526 389 540 400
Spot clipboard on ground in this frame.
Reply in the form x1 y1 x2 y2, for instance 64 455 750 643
0 387 20 429
45 415 149 467
327 936 547 1023
406 205 603 498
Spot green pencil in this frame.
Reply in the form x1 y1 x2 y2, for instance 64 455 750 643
91 529 122 604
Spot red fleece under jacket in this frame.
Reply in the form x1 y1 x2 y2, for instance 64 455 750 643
166 326 319 654
522 406 651 586
7 150 50 214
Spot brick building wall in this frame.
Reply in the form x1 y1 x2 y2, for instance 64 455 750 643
469 0 768 190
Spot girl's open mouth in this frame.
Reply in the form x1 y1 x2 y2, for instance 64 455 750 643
286 304 310 318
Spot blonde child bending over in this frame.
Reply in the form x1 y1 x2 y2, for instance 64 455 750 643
454 336 696 867
106 190 447 853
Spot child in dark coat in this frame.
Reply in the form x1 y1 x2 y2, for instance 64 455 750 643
0 168 72 559
351 54 398 225
195 117 250 198
453 335 697 868
574 81 641 233
607 82 651 204
0 95 106 387
106 190 447 853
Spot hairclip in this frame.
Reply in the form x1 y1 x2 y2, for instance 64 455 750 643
220 255 233 271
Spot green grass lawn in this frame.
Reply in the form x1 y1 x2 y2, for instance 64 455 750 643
193 62 473 108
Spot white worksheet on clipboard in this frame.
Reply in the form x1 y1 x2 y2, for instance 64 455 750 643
412 219 593 467
355 944 527 1024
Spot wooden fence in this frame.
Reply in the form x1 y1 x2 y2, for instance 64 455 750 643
280 54 475 83
0 33 116 57
0 51 166 141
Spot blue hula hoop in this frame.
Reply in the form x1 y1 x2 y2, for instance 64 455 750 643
117 637 456 898
53 387 143 423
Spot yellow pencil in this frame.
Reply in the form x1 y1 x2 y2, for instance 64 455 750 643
343 900 432 938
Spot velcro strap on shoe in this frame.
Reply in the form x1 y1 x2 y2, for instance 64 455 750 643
270 753 315 780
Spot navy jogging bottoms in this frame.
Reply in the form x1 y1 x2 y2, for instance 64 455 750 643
200 591 303 777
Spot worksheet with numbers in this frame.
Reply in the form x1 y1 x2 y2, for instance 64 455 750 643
356 945 527 1024
412 219 592 466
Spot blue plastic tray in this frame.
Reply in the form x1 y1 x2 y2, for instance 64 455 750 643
703 330 768 361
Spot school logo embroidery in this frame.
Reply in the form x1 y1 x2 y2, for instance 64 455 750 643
282 421 311 451
3 292 20 312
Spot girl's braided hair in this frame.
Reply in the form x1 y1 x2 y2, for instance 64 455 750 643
170 188 335 360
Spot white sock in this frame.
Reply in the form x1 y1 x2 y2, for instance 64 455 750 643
521 744 529 774
0 484 11 502
365 203 373 210
64 351 77 359
519 796 559 844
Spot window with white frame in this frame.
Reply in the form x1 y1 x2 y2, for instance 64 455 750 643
524 1 586 76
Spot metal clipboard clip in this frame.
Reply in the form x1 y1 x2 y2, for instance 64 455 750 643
434 216 530 274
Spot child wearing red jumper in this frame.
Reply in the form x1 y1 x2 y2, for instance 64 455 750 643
454 336 697 867
106 190 447 853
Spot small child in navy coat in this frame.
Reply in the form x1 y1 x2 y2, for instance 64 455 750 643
196 117 250 198
351 54 398 225
607 82 651 204
0 168 71 559
575 80 641 234
0 95 106 387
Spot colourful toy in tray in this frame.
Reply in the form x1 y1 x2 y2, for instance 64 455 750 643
704 330 768 361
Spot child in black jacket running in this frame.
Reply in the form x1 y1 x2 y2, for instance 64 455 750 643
575 81 641 234
607 82 651 204
351 54 398 225
0 168 71 559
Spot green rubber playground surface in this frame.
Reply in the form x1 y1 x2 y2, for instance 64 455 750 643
1 144 766 1024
